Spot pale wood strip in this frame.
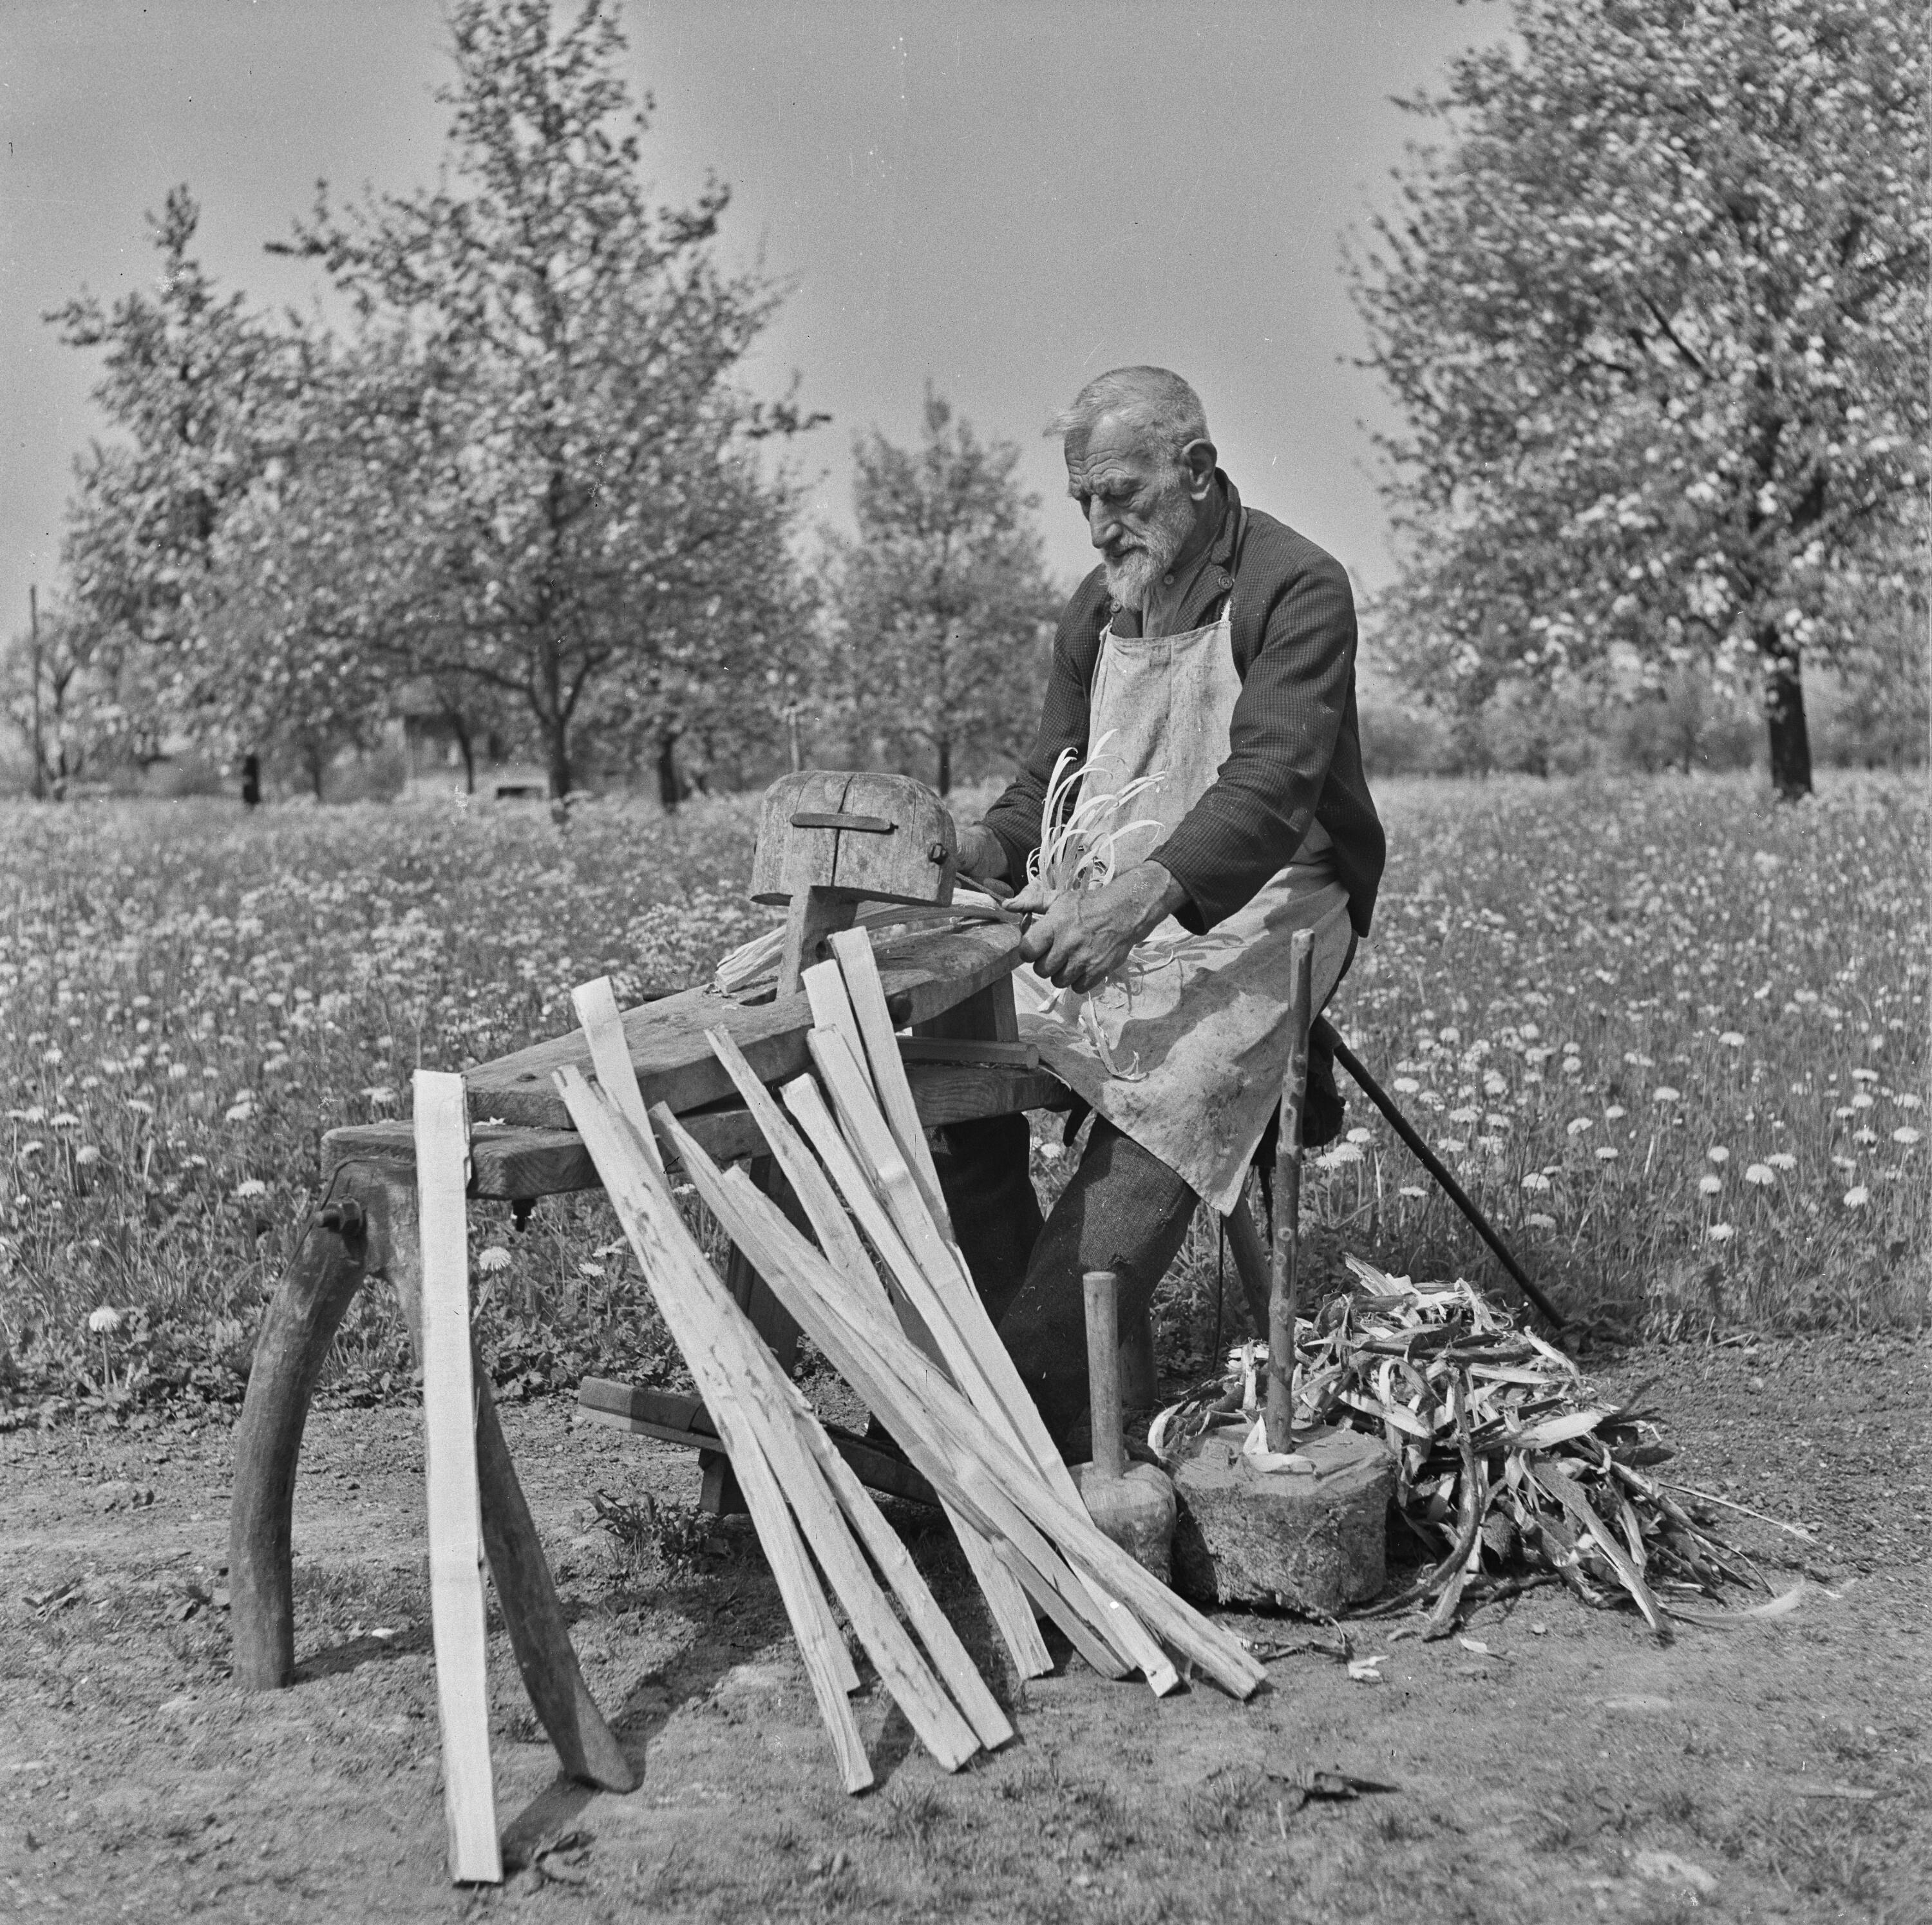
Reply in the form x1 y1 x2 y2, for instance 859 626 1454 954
571 976 666 1179
556 1066 871 1785
413 1070 503 1885
828 926 952 1233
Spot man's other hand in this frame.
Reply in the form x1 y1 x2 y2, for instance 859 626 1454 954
955 822 1008 886
1012 862 1188 994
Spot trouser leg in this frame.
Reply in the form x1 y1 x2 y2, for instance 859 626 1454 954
931 1112 1044 1328
996 1119 1197 1445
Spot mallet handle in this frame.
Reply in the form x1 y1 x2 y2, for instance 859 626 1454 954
1083 1269 1125 1482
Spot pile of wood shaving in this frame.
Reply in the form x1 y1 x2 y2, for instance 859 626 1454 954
1153 1256 1806 1641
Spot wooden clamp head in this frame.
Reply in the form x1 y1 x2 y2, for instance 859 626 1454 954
750 772 958 995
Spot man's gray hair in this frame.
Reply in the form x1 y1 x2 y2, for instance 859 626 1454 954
1045 366 1210 464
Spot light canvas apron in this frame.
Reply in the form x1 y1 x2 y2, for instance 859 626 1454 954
1013 581 1354 1215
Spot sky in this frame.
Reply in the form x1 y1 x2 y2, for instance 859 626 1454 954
1 0 1504 643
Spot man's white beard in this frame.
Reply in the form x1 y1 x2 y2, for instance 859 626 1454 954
1103 486 1196 612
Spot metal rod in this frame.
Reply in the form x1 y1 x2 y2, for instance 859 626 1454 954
1311 1016 1566 1332
1267 931 1313 1452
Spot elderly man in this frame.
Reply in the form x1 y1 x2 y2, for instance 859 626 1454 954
939 366 1385 1445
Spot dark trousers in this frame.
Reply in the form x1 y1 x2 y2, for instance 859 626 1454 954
933 1113 1197 1445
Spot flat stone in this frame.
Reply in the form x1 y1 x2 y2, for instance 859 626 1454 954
1170 1423 1396 1614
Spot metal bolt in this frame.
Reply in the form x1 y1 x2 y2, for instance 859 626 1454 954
927 840 949 864
317 1198 366 1238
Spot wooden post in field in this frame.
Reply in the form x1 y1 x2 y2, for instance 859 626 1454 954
1265 931 1314 1455
415 1070 502 1884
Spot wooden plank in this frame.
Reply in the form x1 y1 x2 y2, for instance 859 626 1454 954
677 1128 1265 1700
466 920 1023 1130
1267 931 1314 1452
829 927 951 1233
898 1036 1039 1070
802 959 872 1101
323 1060 1068 1204
573 976 665 1177
413 1070 502 1885
556 1067 871 1785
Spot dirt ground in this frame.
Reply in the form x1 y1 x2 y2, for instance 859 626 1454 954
3 1332 1927 1924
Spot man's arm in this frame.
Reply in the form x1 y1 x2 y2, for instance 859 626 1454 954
1148 544 1356 932
966 572 1109 884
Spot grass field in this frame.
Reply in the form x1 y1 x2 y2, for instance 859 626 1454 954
1 771 1925 1422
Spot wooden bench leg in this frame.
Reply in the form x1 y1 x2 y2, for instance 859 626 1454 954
229 1159 635 1790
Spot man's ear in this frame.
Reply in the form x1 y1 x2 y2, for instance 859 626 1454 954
1180 438 1218 499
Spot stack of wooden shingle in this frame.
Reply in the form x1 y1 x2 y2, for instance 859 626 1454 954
557 933 1263 1789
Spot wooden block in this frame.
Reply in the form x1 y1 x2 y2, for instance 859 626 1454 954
911 974 1020 1046
413 1070 502 1886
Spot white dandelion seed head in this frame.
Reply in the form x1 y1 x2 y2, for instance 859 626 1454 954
477 1245 513 1273
88 1305 122 1334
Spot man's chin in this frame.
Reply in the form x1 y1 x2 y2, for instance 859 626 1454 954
1104 556 1156 611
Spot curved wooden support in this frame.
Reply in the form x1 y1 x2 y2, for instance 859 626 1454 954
229 1162 401 1689
475 1376 636 1790
229 1160 634 1790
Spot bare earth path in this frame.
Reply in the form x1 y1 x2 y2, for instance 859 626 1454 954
3 1334 1926 1924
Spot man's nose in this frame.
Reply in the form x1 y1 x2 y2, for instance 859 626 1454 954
1086 498 1119 549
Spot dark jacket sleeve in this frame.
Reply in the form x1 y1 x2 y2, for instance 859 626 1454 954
978 571 1108 886
1150 542 1358 934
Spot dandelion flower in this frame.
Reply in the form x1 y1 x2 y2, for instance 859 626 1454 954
51 1112 81 1130
1707 1224 1735 1243
1397 1184 1425 1200
168 1063 191 1081
1449 1106 1480 1124
1526 1211 1557 1230
1566 1117 1593 1135
1392 1077 1420 1095
1561 1057 1583 1076
1698 1173 1723 1195
1842 1186 1870 1208
1595 1146 1619 1161
1744 1163 1776 1186
1652 1086 1681 1104
1897 1094 1923 1111
234 1178 267 1199
87 1306 122 1334
1833 1106 1855 1120
578 1261 606 1278
1707 1146 1729 1165
1893 1127 1922 1146
477 1245 513 1274
1852 1129 1877 1145
75 1145 101 1167
1321 1143 1363 1168
1604 1105 1627 1121
1767 1152 1797 1171
223 1099 255 1123
1346 1128 1372 1146
1522 1173 1551 1192
361 1085 397 1106
1438 1138 1468 1154
1719 1031 1745 1048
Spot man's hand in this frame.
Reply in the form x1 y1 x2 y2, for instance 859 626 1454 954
955 822 1008 886
1012 862 1189 994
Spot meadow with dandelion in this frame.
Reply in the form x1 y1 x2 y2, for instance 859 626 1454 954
1 770 1923 1425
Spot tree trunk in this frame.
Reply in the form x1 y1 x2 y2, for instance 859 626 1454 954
656 733 684 813
1759 625 1814 801
936 735 952 797
544 719 572 802
450 713 476 795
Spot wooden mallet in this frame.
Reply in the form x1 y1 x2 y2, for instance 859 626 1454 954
1072 1267 1177 1581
